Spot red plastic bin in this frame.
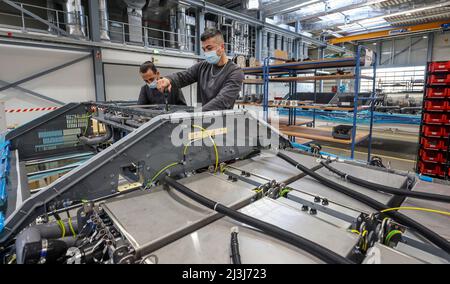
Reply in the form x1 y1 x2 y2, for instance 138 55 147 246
424 100 447 111
419 162 444 176
421 137 444 150
429 74 449 85
420 137 447 150
422 125 444 137
429 62 450 72
423 113 446 124
426 88 447 98
420 149 443 163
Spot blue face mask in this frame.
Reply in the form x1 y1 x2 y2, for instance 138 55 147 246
204 49 220 65
147 80 157 89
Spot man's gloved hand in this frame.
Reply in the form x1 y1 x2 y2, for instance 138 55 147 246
157 78 172 93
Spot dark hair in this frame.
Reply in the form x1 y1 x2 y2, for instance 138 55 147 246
200 28 224 42
140 61 157 74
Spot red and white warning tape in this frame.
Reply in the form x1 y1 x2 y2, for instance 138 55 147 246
4 107 59 113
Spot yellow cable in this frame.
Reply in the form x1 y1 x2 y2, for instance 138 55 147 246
7 254 16 264
57 220 66 238
148 162 181 187
350 230 360 235
380 207 450 217
183 137 203 155
191 125 219 173
68 217 77 237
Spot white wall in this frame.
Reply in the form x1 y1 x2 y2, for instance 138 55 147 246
0 43 95 126
433 32 450 61
101 48 198 105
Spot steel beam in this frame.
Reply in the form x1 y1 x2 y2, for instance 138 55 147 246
88 0 102 42
1 0 71 38
0 54 91 93
196 8 206 56
92 48 106 101
427 32 434 62
329 21 449 44
0 79 64 105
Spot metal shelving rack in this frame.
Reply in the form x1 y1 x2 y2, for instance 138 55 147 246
416 61 450 179
242 45 378 161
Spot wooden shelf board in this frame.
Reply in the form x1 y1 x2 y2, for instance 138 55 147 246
278 125 369 145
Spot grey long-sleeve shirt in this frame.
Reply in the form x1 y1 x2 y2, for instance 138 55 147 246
165 60 244 111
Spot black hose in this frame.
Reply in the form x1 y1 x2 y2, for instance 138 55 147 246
320 161 450 203
163 176 353 264
230 229 241 264
276 152 450 255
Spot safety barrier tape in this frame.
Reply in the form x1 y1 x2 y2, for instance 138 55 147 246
4 107 59 113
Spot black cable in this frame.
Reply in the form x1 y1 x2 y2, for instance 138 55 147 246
230 229 241 264
163 176 353 264
276 152 450 255
320 161 450 203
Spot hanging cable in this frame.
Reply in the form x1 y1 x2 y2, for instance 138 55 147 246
320 161 450 203
163 175 353 264
276 152 450 255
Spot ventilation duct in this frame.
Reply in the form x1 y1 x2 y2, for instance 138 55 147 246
46 0 56 33
169 7 177 48
177 5 187 50
122 0 146 43
99 0 110 41
63 0 86 37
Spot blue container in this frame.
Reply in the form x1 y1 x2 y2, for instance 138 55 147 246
0 177 6 207
0 212 4 233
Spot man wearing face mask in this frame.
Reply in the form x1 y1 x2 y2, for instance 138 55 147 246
138 61 186 106
156 28 244 111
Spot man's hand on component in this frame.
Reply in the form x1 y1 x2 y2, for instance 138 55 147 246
157 78 172 93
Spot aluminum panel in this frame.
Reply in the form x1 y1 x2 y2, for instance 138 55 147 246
102 172 256 254
401 181 450 241
149 218 322 264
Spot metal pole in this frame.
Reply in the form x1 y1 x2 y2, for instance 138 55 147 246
351 45 362 159
367 51 377 163
263 57 270 122
20 3 25 32
163 31 166 50
122 23 126 45
56 11 60 36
